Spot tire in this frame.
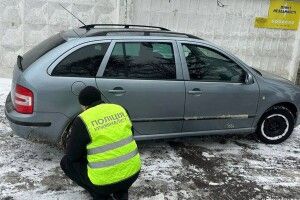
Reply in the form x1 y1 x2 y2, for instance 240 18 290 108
60 129 69 150
59 123 72 150
256 106 295 144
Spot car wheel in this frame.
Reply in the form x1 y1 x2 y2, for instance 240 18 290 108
256 106 295 144
59 123 72 150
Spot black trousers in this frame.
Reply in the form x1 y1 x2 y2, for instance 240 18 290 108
60 156 139 200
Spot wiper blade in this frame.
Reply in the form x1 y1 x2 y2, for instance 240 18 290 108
17 55 23 71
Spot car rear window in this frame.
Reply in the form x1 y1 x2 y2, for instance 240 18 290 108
21 33 66 70
52 43 110 77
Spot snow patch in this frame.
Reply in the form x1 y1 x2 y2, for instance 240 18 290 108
0 78 11 106
0 78 299 199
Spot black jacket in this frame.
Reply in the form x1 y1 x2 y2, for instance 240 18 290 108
65 117 90 162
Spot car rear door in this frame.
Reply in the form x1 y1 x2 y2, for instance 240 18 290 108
46 41 111 117
95 39 185 136
178 41 259 133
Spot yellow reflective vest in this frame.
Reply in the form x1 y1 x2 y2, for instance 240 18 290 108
79 103 141 186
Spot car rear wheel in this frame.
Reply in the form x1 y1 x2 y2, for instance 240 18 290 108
59 122 73 150
256 106 295 144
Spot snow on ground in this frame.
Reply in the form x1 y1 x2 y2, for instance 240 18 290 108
0 78 299 200
0 78 11 106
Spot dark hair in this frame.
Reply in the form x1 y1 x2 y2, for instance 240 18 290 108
78 86 102 106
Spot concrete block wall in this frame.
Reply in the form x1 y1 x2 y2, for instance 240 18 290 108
0 0 119 78
128 0 300 82
0 0 299 82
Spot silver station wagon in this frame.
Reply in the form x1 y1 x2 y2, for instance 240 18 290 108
4 24 300 146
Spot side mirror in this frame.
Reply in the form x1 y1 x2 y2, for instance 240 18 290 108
244 73 254 85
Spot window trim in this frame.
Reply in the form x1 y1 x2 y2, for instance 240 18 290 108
48 40 111 78
177 41 253 84
96 39 184 81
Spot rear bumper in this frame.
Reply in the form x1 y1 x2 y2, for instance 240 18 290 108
5 93 70 144
5 113 51 127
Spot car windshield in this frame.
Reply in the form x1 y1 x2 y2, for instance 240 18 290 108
21 33 66 70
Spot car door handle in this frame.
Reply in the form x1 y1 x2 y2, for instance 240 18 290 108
188 89 203 95
108 88 126 94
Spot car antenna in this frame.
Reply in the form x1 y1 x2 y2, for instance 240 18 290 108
59 3 87 28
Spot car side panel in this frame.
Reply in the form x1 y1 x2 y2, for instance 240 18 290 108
252 75 300 128
177 41 260 132
95 39 186 135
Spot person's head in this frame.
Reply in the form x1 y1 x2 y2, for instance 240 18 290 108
78 86 102 109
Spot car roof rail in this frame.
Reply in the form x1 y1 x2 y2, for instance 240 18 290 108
80 24 170 31
104 30 201 39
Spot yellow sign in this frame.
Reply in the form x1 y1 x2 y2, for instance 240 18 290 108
255 0 300 30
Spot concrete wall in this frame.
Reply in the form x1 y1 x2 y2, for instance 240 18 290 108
0 0 300 82
0 0 119 78
128 0 300 82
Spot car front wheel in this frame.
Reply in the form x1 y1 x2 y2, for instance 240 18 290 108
256 106 295 144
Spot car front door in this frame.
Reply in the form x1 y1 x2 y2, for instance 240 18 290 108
95 40 185 136
178 41 259 133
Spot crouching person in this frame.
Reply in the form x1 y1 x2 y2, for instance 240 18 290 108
60 86 141 200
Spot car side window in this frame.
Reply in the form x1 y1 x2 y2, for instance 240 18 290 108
103 42 176 80
52 43 109 77
182 44 246 83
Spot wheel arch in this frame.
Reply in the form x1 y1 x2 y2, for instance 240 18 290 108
58 116 78 149
254 101 297 144
256 102 298 128
269 102 297 120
